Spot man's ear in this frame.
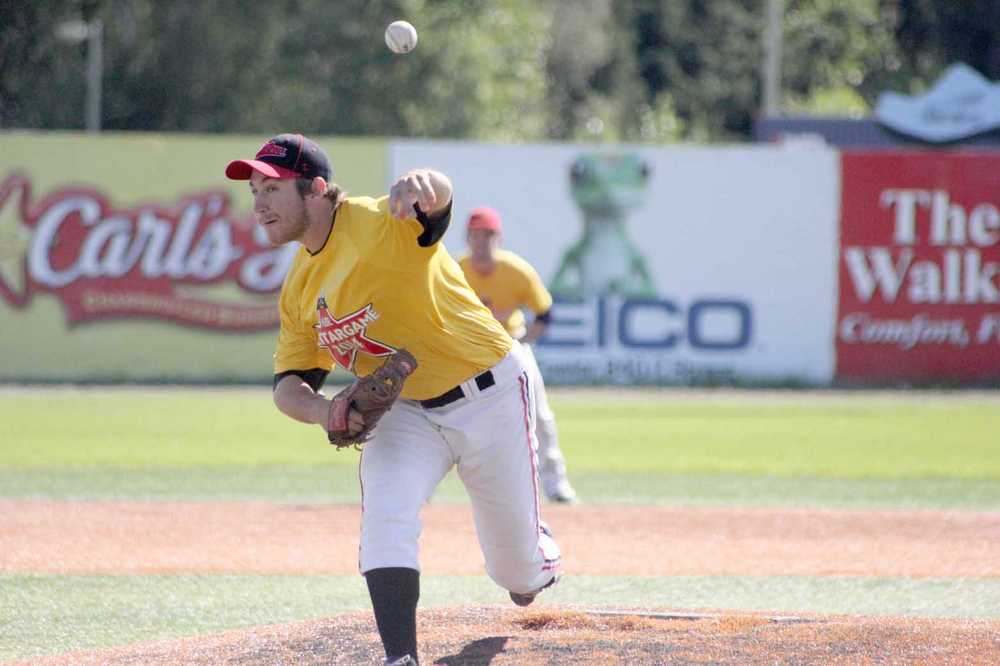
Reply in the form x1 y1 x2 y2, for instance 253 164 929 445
309 177 327 196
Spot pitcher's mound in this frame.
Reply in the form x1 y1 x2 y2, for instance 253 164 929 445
23 605 1000 665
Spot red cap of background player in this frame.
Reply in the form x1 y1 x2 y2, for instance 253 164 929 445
225 133 332 181
467 207 502 232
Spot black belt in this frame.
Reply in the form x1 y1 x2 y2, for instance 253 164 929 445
420 370 495 409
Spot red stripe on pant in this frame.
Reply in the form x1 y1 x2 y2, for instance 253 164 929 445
518 372 543 549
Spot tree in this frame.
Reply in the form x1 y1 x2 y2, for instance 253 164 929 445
3 0 999 141
613 0 765 141
2 0 550 138
1 0 93 129
895 0 1000 85
263 0 550 139
781 0 903 117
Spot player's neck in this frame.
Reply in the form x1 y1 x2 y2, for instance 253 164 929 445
469 253 497 275
302 201 337 254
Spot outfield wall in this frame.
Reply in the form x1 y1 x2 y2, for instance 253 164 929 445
1 132 997 384
390 141 840 385
836 151 1000 384
0 132 386 382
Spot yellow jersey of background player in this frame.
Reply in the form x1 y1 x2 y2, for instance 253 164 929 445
458 247 552 342
458 206 578 504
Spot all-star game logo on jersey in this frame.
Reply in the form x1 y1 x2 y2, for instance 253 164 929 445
315 297 396 370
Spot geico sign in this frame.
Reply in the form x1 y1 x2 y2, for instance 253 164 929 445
539 297 753 350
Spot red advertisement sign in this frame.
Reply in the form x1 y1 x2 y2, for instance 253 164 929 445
0 173 293 331
837 152 1000 383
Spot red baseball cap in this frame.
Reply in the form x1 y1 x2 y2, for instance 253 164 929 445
467 207 502 232
225 133 332 181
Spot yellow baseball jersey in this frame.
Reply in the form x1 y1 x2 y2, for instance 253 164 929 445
274 196 512 400
458 249 553 339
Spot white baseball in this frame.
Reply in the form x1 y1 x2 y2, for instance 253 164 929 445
385 20 418 54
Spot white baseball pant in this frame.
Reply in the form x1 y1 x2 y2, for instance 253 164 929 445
358 342 561 596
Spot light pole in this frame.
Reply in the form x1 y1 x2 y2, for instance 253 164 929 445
55 18 103 132
762 0 783 118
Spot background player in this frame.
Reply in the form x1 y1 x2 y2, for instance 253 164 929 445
226 134 561 666
458 207 578 504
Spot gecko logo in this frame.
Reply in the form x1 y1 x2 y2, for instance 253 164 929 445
538 297 753 351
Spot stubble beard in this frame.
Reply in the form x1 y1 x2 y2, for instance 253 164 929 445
263 201 309 247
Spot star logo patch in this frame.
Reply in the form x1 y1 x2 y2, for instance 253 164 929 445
315 297 395 371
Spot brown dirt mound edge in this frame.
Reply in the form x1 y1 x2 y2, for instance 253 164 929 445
6 501 1000 578
14 605 1000 666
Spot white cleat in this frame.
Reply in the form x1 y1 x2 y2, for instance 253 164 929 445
546 480 578 504
509 572 561 607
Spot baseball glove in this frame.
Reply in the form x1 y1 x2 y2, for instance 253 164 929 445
326 349 418 450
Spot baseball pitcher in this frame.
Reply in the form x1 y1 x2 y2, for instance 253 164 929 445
226 134 561 666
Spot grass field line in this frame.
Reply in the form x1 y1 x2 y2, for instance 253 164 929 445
2 384 999 403
580 608 814 623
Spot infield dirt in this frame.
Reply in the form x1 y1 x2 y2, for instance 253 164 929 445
5 500 1000 664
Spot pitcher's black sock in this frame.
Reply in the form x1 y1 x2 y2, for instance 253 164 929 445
365 567 419 662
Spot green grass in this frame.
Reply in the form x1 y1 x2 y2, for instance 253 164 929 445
5 573 1000 660
1 389 328 468
556 400 1000 478
4 388 1000 478
2 389 999 507
0 574 370 660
